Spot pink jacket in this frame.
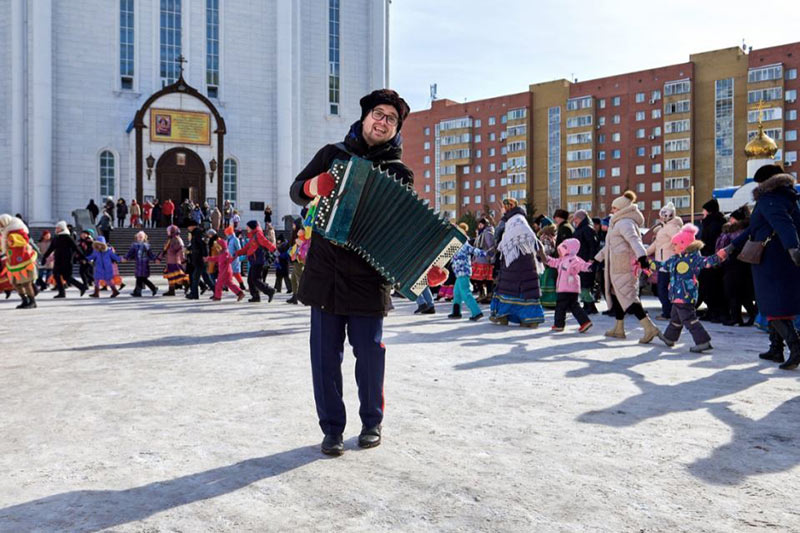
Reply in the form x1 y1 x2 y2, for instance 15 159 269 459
206 246 235 282
545 238 592 293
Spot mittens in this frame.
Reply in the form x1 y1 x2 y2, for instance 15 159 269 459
303 172 335 198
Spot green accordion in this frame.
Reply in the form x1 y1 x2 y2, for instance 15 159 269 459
313 156 466 300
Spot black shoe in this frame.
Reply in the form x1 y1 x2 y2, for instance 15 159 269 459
321 434 344 456
248 296 261 303
286 296 298 304
414 306 424 314
266 287 275 303
131 292 142 297
151 287 159 296
53 292 66 299
16 296 29 309
79 287 87 297
448 304 462 319
469 312 484 321
358 425 382 449
185 294 199 300
421 305 435 314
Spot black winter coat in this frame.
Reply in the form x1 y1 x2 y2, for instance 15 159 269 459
42 234 83 274
572 216 599 289
289 121 414 316
700 211 726 256
732 174 800 316
556 222 573 246
187 228 207 266
494 206 541 300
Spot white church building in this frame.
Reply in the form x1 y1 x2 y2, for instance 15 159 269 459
0 0 391 225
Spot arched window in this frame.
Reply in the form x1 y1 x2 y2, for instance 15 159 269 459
223 158 237 205
100 151 115 198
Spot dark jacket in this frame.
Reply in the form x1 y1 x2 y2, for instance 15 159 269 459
187 228 207 266
495 206 541 300
125 242 157 277
289 121 414 316
572 216 599 289
86 201 99 220
732 174 800 316
117 201 128 219
556 221 573 246
41 233 83 274
699 211 726 256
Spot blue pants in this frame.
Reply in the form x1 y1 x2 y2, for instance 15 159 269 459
453 276 481 317
310 307 385 436
416 287 433 307
657 270 672 319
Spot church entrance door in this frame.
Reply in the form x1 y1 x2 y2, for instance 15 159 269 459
156 148 206 216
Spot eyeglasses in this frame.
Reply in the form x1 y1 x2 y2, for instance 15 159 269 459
371 108 399 127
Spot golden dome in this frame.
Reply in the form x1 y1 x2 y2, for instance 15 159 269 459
745 124 778 158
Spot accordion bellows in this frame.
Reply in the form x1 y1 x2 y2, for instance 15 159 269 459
314 156 466 300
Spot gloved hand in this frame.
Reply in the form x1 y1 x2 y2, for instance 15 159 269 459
637 256 650 270
789 248 800 267
303 172 335 198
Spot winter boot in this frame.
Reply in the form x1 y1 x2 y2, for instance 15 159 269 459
27 295 37 308
110 286 120 298
15 296 29 309
638 316 660 344
772 320 800 370
690 341 713 353
90 287 100 298
759 325 785 362
604 320 626 339
583 302 599 315
489 315 509 325
448 304 462 319
164 286 176 297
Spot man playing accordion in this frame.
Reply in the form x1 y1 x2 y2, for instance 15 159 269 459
290 89 413 456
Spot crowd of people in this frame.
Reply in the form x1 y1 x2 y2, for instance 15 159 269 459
0 209 307 306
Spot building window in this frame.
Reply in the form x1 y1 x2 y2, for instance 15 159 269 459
787 68 798 80
612 149 621 159
423 155 430 164
652 200 662 210
223 158 237 203
597 168 606 178
474 195 482 204
664 79 691 95
636 128 645 139
476 150 482 158
489 133 496 141
635 111 645 121
474 119 481 128
489 163 496 172
205 0 220 98
748 65 782 83
475 165 482 173
787 90 798 103
612 185 621 194
474 134 481 143
651 90 661 101
462 196 470 206
665 100 691 115
488 116 496 125
424 141 430 150
598 133 606 144
100 150 115 198
636 146 645 157
789 110 798 121
120 0 134 89
612 132 621 142
637 182 645 192
786 130 798 142
424 184 431 193
598 116 606 126
748 107 782 123
424 170 431 178
566 115 593 128
635 92 645 103
424 127 430 136
611 167 620 177
612 96 621 106
652 109 662 119
598 99 606 109
599 186 606 195
635 165 645 175
748 87 783 104
612 115 620 124
328 0 340 114
463 166 471 175
651 145 662 156
463 180 470 189
652 163 662 173
160 0 182 87
652 182 661 192
489 147 496 156
489 194 496 202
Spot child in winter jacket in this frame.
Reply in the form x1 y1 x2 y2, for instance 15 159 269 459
205 244 245 302
658 224 728 352
225 226 246 290
275 236 291 293
86 236 122 298
448 224 487 321
124 231 158 297
543 237 594 332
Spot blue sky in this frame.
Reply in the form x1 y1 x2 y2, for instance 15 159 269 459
390 0 800 112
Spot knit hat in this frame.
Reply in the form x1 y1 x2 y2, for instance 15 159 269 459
702 198 720 214
457 222 469 234
166 225 180 237
754 163 785 183
729 205 750 222
611 190 637 210
246 220 259 230
205 228 217 238
553 209 569 221
671 223 699 253
359 89 410 131
659 201 676 220
592 217 601 225
223 225 235 237
573 209 588 222
55 220 69 235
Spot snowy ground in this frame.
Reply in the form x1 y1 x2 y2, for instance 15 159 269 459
1 281 799 533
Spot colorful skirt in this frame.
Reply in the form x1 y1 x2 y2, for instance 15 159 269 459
438 284 454 300
539 267 557 308
490 293 545 326
164 263 189 287
471 262 494 281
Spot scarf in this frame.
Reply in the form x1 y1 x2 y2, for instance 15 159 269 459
497 213 541 269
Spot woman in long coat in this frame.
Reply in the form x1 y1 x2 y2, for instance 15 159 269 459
471 217 496 303
645 202 683 320
729 165 800 369
594 191 660 343
489 198 545 327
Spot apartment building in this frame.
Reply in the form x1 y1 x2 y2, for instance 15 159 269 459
402 93 530 220
405 41 800 224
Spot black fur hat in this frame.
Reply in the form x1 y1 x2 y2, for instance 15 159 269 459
754 163 785 183
360 89 410 130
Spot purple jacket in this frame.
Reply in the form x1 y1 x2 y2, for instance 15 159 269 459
125 242 157 277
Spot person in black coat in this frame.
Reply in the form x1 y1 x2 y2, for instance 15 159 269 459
553 208 573 246
185 220 212 299
289 89 412 456
572 210 600 314
728 165 800 369
116 198 128 228
40 221 87 298
86 199 99 222
698 198 727 322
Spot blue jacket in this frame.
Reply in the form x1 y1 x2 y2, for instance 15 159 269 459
86 245 122 281
227 235 245 274
663 247 721 305
732 174 800 316
451 242 486 278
